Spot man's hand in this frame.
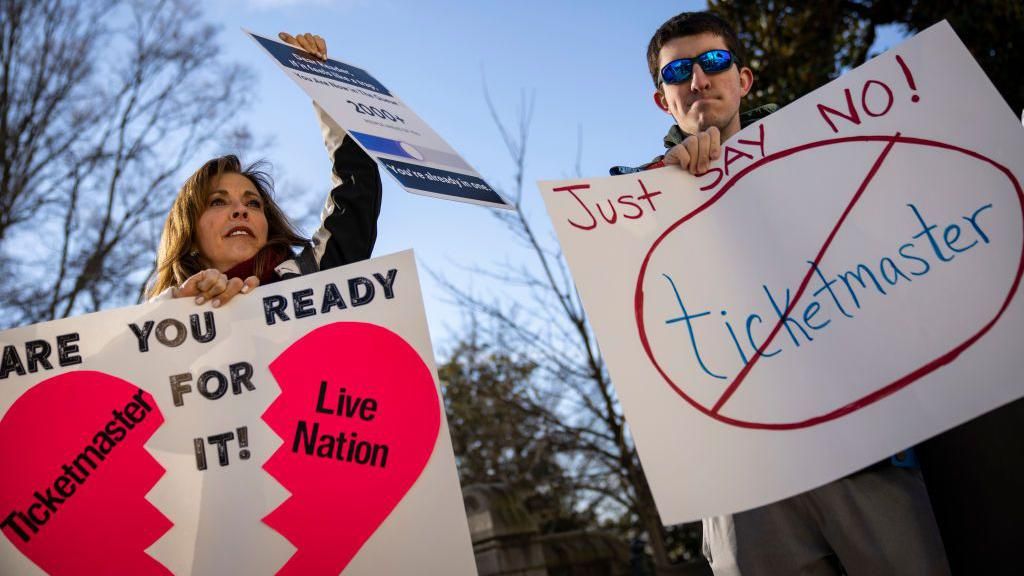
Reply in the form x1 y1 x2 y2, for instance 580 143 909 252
279 32 327 61
173 269 260 309
663 126 721 175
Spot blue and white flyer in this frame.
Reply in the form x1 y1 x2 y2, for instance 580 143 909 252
248 31 511 210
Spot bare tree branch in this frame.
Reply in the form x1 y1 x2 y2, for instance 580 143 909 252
0 0 256 325
435 81 679 565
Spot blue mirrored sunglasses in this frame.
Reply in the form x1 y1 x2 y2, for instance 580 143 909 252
660 49 736 85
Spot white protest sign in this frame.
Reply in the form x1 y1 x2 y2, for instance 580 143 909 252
247 31 511 211
538 22 1024 524
0 251 477 575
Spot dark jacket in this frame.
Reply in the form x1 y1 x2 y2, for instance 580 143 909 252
275 105 382 279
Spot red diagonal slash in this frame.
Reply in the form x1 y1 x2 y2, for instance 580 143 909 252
711 133 901 414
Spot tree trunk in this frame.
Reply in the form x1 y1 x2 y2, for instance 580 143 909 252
629 458 671 568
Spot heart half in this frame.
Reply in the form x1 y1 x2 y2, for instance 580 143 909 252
263 321 441 574
0 371 170 575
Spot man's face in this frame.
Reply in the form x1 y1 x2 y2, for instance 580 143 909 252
654 32 753 140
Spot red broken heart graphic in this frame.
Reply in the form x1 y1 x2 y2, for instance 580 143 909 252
0 371 170 575
263 321 440 575
636 135 1024 430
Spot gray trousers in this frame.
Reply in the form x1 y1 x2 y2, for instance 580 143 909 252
729 466 950 576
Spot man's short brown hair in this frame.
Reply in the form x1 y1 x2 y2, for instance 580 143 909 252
647 11 747 89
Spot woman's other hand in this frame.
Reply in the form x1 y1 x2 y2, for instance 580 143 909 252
279 32 327 61
172 269 260 308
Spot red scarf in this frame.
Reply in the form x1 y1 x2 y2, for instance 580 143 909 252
223 248 290 286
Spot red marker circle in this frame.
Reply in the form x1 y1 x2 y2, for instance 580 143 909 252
635 135 1024 430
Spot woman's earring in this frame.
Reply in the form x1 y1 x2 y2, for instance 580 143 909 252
189 249 199 258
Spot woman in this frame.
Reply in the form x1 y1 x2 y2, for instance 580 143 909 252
148 33 381 306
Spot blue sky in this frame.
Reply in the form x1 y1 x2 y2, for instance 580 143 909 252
205 0 906 352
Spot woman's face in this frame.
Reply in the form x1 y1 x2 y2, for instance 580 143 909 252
195 172 269 272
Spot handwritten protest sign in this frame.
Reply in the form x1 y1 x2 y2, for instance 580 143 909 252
0 251 477 575
538 22 1024 523
247 31 511 211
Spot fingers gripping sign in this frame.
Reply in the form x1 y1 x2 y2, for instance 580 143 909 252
278 32 327 61
664 126 722 175
173 269 260 308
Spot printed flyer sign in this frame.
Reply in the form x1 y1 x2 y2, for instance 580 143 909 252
538 22 1024 523
0 251 477 575
247 30 511 211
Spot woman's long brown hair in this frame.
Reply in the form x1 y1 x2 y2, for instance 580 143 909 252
147 155 307 298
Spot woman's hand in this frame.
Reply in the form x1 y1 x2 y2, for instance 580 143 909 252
172 269 260 308
279 32 327 61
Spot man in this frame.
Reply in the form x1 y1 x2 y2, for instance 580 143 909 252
612 12 776 178
621 11 951 576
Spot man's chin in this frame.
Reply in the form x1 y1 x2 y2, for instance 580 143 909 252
689 111 741 138
681 106 718 131
676 108 727 135
695 114 721 134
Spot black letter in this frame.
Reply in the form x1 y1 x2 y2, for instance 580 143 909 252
33 489 65 513
170 373 193 407
1 511 31 542
155 319 187 348
207 432 235 466
56 333 82 366
1 345 26 380
349 277 375 306
373 269 398 299
129 321 155 352
229 362 255 394
263 295 289 325
197 370 228 400
315 381 333 414
191 312 217 343
321 283 347 313
293 421 318 454
25 340 53 372
293 288 316 318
